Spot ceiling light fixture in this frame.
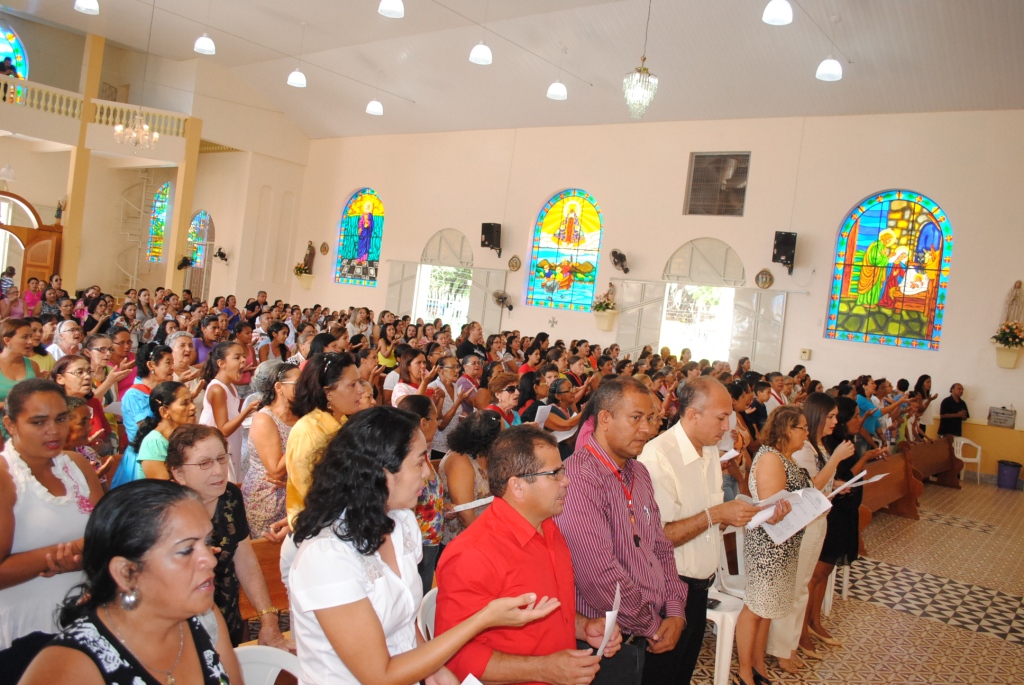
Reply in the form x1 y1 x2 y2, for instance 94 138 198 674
378 0 404 19
469 0 492 65
288 22 308 88
0 165 15 182
547 46 568 100
74 0 99 15
367 70 384 115
194 33 216 55
623 0 658 119
761 0 793 26
115 0 158 151
815 55 842 81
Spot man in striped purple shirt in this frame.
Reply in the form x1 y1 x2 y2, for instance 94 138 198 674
555 377 690 685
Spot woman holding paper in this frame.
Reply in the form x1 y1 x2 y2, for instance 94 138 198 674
736 405 806 685
768 393 855 672
802 396 888 653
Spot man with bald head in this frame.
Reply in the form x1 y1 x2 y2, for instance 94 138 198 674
638 377 764 684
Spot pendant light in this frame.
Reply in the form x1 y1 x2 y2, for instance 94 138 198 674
469 0 492 65
288 22 307 88
761 0 793 26
622 0 658 119
546 47 568 100
815 56 842 81
194 33 215 55
74 0 99 15
366 71 384 115
378 0 404 19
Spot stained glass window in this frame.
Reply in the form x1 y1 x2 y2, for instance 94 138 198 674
336 188 384 287
0 24 28 80
525 189 603 312
146 182 170 263
825 190 953 350
188 210 211 267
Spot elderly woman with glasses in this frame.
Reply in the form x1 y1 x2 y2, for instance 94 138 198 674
484 372 522 429
82 334 134 407
51 355 118 456
428 355 472 460
165 424 291 650
45 319 83 361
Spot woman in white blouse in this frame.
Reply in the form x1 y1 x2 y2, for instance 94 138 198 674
287 406 558 685
766 392 854 672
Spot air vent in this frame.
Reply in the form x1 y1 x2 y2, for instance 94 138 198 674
684 152 750 216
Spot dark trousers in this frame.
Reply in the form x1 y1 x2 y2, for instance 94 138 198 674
579 638 646 685
418 543 441 594
641 619 692 685
676 577 711 684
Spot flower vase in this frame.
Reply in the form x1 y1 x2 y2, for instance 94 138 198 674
297 274 313 290
995 344 1020 369
594 310 617 332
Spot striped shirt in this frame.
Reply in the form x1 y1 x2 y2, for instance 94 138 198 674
554 437 688 638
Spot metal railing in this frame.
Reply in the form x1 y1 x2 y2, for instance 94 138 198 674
0 76 83 119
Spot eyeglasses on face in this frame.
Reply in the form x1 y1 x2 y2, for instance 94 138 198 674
515 466 567 481
502 385 519 394
63 369 91 379
181 453 230 470
89 346 114 354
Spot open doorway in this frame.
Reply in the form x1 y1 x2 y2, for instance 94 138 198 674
659 283 735 363
412 264 472 326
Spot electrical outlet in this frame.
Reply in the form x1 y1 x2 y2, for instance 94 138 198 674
799 348 811 361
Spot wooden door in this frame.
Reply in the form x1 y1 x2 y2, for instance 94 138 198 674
22 230 61 289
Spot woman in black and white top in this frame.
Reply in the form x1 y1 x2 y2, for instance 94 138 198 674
19 479 242 685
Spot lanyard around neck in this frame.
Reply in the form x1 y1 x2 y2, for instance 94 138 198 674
585 444 640 547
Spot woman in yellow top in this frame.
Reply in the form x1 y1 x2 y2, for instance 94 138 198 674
284 351 365 526
376 322 398 368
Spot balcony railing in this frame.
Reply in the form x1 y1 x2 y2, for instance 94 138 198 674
0 75 83 120
93 100 187 138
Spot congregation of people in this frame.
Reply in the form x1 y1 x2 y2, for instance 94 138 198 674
0 276 974 685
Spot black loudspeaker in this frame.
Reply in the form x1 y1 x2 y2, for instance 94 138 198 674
481 223 502 257
772 231 797 274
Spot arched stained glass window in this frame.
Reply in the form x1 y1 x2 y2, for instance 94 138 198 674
825 190 953 350
0 24 28 80
336 188 384 287
525 188 603 312
188 210 211 267
146 182 170 263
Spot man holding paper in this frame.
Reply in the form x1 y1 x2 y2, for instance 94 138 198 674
638 378 767 684
436 426 624 685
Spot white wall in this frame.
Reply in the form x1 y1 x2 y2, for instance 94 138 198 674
294 110 1024 424
192 151 251 300
5 16 84 93
0 135 70 218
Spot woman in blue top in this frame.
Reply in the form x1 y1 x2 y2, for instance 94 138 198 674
109 343 174 487
853 376 882 455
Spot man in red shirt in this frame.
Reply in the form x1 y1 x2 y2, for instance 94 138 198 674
436 426 624 684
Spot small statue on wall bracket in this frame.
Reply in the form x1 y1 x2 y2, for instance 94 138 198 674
1004 280 1024 323
303 240 316 273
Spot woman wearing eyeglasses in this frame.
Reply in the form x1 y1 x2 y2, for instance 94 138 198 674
484 371 522 428
129 381 196 481
166 424 290 650
52 355 122 455
428 355 472 461
82 334 134 408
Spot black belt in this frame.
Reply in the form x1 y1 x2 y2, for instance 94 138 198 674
620 633 649 646
679 573 716 591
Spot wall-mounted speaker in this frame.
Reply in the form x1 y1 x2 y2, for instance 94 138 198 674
481 223 502 257
772 231 797 274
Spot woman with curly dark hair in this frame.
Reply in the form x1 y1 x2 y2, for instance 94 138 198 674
287 406 557 685
437 409 502 543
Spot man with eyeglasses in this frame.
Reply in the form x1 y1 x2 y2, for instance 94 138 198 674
437 425 623 685
555 377 688 685
46 320 83 361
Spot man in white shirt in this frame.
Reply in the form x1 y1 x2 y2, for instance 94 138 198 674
46 319 83 361
765 372 788 414
638 377 771 684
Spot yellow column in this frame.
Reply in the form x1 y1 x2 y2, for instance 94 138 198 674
61 34 105 291
164 116 203 292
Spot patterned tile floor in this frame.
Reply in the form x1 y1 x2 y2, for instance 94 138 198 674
692 482 1024 684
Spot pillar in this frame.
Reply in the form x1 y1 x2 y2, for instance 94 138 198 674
60 34 105 291
163 116 203 292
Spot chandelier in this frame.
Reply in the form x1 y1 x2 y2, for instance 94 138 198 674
623 0 658 119
114 113 159 151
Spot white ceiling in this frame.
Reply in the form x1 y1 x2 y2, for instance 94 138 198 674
10 0 1024 139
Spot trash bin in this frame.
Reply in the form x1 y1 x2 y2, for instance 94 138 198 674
996 460 1022 490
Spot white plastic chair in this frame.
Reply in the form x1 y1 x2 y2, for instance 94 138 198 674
821 565 850 616
951 436 982 484
706 588 743 685
716 525 747 600
418 587 438 640
235 645 300 685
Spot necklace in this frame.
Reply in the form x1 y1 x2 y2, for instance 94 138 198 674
104 605 185 685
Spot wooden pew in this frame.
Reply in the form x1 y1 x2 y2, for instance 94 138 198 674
904 436 963 488
239 538 288 622
857 448 924 555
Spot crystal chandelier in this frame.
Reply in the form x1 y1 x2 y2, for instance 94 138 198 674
623 0 658 119
114 113 159 151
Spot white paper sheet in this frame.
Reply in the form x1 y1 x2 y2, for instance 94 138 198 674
719 449 740 463
826 470 868 500
534 404 553 429
847 473 888 489
595 583 621 656
461 676 484 685
450 496 494 513
745 489 793 529
552 424 579 443
760 488 833 545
